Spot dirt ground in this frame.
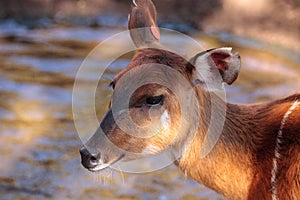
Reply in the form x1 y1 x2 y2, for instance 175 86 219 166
0 0 299 51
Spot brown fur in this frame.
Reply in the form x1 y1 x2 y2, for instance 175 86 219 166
112 48 195 86
176 89 300 200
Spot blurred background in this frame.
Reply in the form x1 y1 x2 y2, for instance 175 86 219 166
0 0 299 199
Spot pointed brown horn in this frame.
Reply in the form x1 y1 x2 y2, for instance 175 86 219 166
128 0 160 47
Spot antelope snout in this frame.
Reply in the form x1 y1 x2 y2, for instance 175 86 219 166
79 147 100 170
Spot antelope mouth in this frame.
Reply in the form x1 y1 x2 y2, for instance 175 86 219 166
88 154 125 172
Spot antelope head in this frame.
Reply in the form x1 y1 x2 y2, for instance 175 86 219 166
80 0 241 172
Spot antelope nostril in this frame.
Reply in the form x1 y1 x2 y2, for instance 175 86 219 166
90 154 100 164
80 147 100 169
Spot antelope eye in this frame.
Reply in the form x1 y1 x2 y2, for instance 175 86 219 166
109 81 115 89
146 95 164 106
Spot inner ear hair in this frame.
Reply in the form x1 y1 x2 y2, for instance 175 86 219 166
190 47 241 87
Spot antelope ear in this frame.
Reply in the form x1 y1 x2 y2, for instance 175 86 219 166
190 47 241 88
128 0 160 47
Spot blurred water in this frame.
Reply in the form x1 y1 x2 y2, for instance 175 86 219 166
0 21 299 200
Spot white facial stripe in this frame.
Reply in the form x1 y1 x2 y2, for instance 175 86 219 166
271 100 299 200
141 111 169 155
161 110 170 130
